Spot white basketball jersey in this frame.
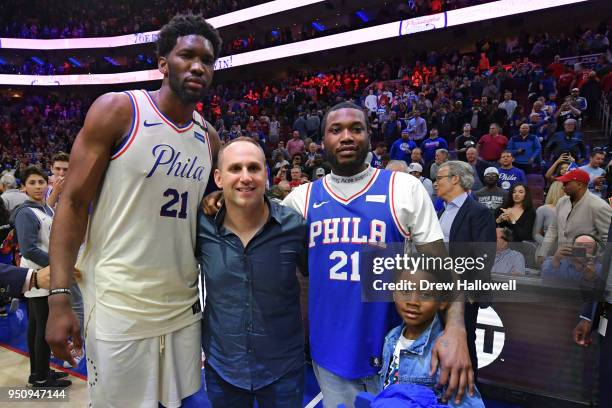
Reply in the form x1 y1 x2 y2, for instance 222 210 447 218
77 89 213 341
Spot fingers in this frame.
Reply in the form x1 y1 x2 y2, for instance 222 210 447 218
573 329 582 345
455 369 468 404
467 367 475 397
430 347 439 377
72 321 83 351
443 367 460 403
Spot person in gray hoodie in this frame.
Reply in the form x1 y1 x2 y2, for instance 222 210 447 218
11 166 71 389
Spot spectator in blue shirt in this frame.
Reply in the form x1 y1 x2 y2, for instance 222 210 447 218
390 129 416 164
579 149 606 198
197 137 308 407
507 123 542 174
420 128 449 165
541 234 602 282
545 119 586 162
497 151 527 191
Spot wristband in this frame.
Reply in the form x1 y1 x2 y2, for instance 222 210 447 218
49 288 72 297
33 271 39 290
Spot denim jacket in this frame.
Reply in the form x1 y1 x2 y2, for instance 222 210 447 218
379 315 485 408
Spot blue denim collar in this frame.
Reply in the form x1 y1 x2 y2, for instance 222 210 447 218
387 314 443 356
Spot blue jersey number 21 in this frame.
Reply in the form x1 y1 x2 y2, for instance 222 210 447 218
160 188 188 219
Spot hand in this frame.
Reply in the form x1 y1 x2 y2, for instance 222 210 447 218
46 296 82 367
36 266 51 289
430 326 474 404
572 319 592 347
35 267 81 289
202 191 223 216
54 176 66 194
554 246 572 259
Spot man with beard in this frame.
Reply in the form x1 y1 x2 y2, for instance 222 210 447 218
283 101 475 407
46 14 222 407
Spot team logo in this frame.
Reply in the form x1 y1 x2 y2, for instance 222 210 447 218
475 306 505 368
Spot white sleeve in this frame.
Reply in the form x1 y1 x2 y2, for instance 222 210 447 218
282 182 311 219
390 172 443 245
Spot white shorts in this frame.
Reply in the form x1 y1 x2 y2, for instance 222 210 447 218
85 320 201 408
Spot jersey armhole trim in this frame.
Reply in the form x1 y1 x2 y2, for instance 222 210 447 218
110 91 139 160
390 171 411 238
196 112 213 165
303 182 312 220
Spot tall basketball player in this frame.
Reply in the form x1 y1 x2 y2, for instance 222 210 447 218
282 102 475 407
46 15 222 407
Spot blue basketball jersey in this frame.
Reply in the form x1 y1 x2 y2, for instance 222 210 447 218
305 168 405 379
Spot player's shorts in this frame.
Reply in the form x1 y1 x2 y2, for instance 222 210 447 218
85 319 201 408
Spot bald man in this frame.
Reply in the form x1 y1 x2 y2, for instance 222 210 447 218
196 137 308 407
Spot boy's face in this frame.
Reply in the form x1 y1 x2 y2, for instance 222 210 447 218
393 270 447 336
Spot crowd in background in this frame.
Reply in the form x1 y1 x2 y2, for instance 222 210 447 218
0 0 500 77
0 0 264 39
0 0 493 40
2 22 612 274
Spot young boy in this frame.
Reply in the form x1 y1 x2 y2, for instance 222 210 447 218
380 267 485 407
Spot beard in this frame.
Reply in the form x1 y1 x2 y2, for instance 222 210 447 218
168 67 206 105
325 144 369 175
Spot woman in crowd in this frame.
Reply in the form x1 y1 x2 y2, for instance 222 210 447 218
495 183 536 242
545 152 574 188
533 181 565 245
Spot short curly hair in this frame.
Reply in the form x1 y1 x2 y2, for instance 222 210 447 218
157 14 223 60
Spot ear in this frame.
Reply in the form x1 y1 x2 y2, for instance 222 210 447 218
214 168 222 189
158 56 168 76
439 301 449 312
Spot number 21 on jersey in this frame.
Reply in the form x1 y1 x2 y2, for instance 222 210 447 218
160 188 188 219
329 251 360 281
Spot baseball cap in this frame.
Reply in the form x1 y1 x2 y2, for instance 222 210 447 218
407 163 423 173
315 168 326 176
484 167 499 176
556 168 590 184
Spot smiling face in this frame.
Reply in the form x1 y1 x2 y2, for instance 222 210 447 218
323 108 369 176
160 34 215 104
214 140 267 209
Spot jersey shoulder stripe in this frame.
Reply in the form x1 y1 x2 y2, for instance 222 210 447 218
389 171 410 237
194 112 213 166
303 181 313 219
111 90 140 160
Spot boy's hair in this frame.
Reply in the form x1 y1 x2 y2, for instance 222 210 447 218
157 14 223 60
394 255 452 301
51 152 69 165
22 166 48 184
